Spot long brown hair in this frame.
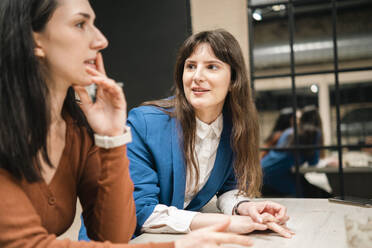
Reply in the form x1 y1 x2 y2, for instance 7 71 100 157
143 29 261 197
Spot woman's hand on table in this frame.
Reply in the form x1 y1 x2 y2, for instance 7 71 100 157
175 218 253 248
236 201 289 225
233 201 294 238
227 215 294 238
74 53 127 137
190 211 293 239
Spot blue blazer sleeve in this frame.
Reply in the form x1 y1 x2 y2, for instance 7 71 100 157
127 107 161 234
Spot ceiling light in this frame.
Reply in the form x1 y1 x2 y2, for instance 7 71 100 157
253 10 262 21
310 84 319 94
272 4 286 12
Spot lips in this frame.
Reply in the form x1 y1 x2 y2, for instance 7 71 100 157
192 87 209 92
84 58 97 70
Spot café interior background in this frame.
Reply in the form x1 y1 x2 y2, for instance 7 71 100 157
90 0 372 161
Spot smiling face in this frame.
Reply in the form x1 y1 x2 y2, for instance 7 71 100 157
33 0 108 89
182 43 231 123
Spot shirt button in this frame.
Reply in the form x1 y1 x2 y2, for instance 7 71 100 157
48 196 56 205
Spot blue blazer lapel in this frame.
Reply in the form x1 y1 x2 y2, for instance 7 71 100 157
171 119 186 209
186 122 233 211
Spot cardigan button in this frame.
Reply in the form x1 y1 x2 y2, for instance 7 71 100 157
48 196 56 205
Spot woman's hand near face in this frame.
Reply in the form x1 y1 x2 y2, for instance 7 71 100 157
176 218 253 248
74 53 127 136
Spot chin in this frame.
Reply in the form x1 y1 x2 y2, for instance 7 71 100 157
190 102 209 111
76 76 94 87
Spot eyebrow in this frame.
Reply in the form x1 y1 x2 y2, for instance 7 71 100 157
76 12 94 19
185 59 224 65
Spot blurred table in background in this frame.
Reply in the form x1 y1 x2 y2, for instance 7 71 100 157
300 166 372 198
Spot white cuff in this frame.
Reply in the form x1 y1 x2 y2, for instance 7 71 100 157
217 189 250 215
141 204 198 234
94 126 132 149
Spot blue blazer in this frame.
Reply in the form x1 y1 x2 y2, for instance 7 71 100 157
127 106 237 234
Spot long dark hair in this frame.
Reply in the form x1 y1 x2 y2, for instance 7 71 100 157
264 107 294 144
143 30 261 197
289 106 323 158
0 0 90 182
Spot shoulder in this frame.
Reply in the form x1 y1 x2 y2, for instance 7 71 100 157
127 106 176 142
129 105 172 117
282 127 293 136
0 169 24 198
276 128 293 146
128 105 174 125
280 128 293 140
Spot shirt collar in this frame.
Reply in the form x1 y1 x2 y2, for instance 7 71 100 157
195 114 223 140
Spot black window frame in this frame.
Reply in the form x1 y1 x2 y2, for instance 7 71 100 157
247 0 372 200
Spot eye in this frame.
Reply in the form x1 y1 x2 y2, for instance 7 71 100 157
185 63 196 70
76 21 86 29
208 64 218 70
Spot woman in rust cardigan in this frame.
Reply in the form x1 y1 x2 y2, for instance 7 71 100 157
0 0 252 247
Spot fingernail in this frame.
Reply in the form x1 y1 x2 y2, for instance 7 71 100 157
258 217 263 223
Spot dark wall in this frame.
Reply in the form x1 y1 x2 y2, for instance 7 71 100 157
90 1 190 109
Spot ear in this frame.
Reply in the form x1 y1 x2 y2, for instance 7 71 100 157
228 81 233 92
33 32 45 58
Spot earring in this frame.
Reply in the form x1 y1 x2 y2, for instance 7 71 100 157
34 48 45 58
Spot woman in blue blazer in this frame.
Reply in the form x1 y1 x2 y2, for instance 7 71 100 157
127 30 293 238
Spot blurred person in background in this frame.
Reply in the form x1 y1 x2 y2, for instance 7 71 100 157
260 107 298 159
261 106 331 198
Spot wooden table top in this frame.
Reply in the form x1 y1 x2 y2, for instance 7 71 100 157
130 198 372 248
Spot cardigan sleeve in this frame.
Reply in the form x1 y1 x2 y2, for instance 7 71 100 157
0 170 174 248
78 145 136 243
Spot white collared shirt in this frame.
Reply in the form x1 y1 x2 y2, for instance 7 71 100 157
141 114 249 233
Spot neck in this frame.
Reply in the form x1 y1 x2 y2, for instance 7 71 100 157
47 77 70 125
195 107 223 124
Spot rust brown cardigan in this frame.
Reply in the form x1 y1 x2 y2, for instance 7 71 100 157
0 115 173 248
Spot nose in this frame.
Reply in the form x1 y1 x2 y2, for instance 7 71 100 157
192 65 204 84
92 27 108 51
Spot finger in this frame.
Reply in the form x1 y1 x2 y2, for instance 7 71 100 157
274 205 287 221
96 52 106 75
207 232 253 246
86 66 106 77
278 215 290 225
91 76 123 98
86 70 125 102
200 218 231 233
251 222 268 231
278 223 296 235
73 86 92 110
262 201 288 222
247 207 263 223
260 213 279 223
266 222 293 238
277 223 295 236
